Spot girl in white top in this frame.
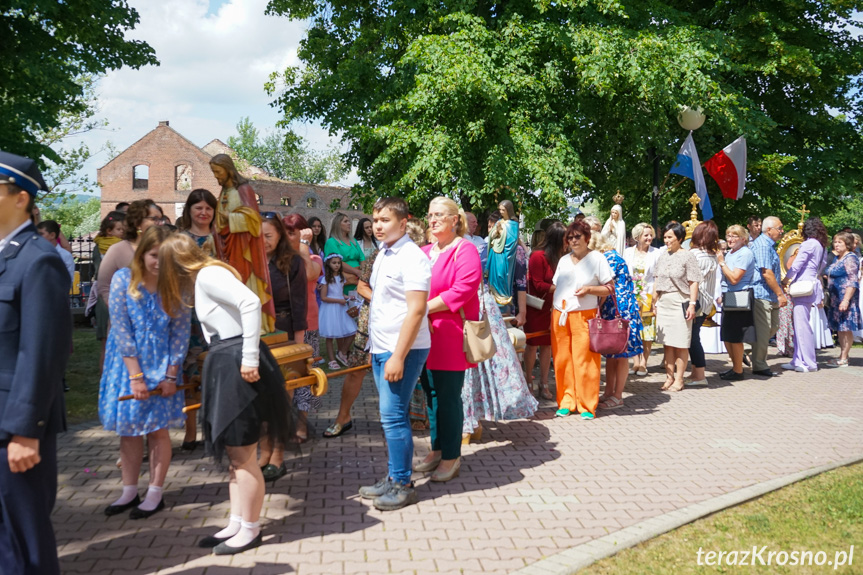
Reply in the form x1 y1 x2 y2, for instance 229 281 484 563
158 233 296 556
550 219 614 420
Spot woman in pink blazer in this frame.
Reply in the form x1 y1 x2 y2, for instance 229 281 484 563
414 197 482 482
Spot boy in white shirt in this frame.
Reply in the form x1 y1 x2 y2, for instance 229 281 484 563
359 197 431 510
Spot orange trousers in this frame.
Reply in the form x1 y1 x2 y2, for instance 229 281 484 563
551 308 601 414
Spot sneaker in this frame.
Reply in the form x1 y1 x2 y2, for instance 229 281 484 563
373 481 418 511
554 408 571 418
358 477 392 499
580 411 595 420
794 366 816 373
780 363 796 370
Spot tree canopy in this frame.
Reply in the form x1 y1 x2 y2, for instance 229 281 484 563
0 1 157 163
227 117 348 185
265 0 863 228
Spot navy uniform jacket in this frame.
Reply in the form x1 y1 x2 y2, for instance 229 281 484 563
0 223 70 442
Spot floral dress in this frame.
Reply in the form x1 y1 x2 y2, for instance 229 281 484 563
600 250 644 359
99 268 191 436
826 253 863 332
462 285 539 433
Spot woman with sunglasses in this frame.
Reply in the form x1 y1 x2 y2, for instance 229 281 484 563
550 218 614 419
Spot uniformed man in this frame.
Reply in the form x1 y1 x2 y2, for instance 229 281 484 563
0 150 71 575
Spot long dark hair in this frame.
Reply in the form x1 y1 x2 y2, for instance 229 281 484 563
542 222 567 270
324 255 344 285
802 217 829 248
262 214 298 277
353 217 378 247
178 188 217 231
307 216 327 254
123 200 154 241
97 211 125 238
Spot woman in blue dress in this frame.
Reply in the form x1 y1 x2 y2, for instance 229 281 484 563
595 233 643 410
99 226 191 519
825 231 862 367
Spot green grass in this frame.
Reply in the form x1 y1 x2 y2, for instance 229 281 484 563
583 463 863 574
66 327 102 423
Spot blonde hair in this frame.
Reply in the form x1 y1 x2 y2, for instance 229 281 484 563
631 222 654 241
128 226 175 300
157 233 241 317
429 196 468 237
583 215 602 231
726 224 748 244
405 219 427 246
588 231 615 253
330 212 351 242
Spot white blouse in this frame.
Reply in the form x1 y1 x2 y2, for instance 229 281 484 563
552 251 614 324
623 246 658 293
195 265 262 367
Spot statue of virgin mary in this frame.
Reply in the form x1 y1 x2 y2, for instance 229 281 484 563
486 199 520 307
601 204 627 254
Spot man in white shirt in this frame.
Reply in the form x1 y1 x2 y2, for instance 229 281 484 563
464 211 488 269
359 197 431 511
36 220 75 283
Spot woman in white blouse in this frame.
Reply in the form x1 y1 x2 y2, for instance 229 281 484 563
551 219 614 420
158 234 297 556
623 223 658 376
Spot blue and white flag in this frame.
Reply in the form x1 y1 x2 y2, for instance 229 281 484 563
669 132 713 221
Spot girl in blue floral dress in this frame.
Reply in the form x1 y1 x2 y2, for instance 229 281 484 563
99 227 191 519
598 240 643 410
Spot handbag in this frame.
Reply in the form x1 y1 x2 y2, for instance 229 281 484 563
460 283 497 363
788 280 815 298
723 289 752 311
588 291 630 355
526 292 545 310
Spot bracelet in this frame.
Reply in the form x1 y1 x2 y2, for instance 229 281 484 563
129 372 143 380
164 375 177 381
300 239 310 245
689 302 697 305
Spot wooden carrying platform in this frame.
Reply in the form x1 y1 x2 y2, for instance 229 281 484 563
120 331 329 414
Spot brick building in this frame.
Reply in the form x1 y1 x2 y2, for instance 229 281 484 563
98 121 365 232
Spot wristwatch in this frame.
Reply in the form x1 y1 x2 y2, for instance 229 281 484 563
300 239 310 245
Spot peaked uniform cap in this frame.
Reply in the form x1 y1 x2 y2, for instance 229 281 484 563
0 150 47 196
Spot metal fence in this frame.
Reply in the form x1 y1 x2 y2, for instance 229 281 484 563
69 235 95 311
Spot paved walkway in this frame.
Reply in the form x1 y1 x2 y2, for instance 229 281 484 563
56 346 863 574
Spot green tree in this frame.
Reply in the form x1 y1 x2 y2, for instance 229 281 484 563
0 1 157 164
265 0 863 226
227 117 348 185
41 196 102 237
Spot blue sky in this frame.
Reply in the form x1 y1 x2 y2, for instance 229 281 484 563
71 0 355 191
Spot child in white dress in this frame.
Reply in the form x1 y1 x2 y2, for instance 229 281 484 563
318 254 357 369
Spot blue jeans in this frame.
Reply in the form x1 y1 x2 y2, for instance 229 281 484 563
372 348 430 484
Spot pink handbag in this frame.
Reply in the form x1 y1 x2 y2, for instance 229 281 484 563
588 290 630 356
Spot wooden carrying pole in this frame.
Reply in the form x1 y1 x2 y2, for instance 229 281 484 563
118 383 197 402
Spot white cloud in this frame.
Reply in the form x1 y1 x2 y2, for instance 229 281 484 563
73 0 356 187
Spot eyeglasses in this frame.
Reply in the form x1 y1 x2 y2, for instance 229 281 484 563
143 216 160 221
567 234 583 241
261 211 280 219
426 212 453 222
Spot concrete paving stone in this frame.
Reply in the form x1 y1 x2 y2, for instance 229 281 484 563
342 560 389 574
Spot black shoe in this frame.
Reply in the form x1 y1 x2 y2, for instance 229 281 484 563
262 463 287 483
213 532 263 556
198 533 232 548
719 371 745 381
104 495 140 516
752 369 779 377
358 477 392 499
129 499 165 520
719 369 735 377
180 440 201 451
373 481 418 511
742 354 751 367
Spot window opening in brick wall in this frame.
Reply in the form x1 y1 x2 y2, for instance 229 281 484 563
133 165 149 190
280 197 292 207
306 197 317 208
255 193 263 205
175 164 192 191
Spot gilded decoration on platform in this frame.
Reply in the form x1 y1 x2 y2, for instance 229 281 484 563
683 193 702 240
777 204 809 279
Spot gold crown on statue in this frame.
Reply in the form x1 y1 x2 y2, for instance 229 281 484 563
613 191 624 205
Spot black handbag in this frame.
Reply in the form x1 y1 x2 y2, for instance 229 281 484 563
723 289 752 312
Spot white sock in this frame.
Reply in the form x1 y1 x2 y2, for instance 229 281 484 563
224 520 261 548
213 514 242 539
111 485 138 507
136 485 163 511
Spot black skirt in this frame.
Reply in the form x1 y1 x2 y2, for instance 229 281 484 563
721 303 757 344
201 336 297 461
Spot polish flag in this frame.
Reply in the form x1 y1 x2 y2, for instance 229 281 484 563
705 136 747 200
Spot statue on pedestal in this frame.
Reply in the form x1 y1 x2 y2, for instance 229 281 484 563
209 153 276 334
486 199 519 307
601 191 627 254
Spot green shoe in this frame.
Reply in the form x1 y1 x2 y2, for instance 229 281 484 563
555 408 571 418
580 411 595 420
